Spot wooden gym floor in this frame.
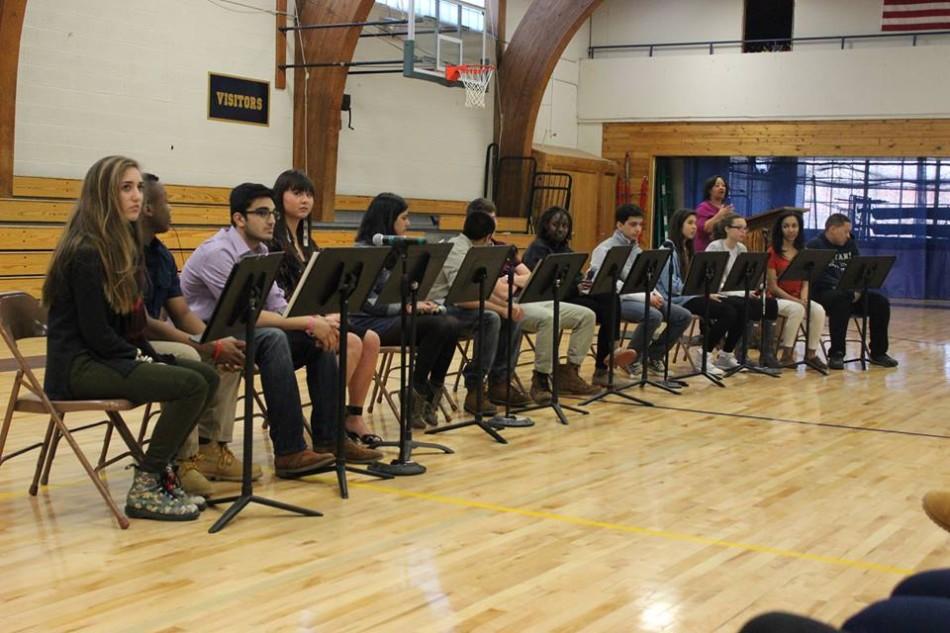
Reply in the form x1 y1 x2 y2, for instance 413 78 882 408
0 306 948 632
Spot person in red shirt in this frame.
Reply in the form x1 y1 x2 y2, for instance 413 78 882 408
766 210 827 369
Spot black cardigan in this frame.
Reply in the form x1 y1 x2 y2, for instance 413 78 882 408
44 245 158 399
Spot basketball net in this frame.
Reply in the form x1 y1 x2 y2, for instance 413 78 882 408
446 64 495 109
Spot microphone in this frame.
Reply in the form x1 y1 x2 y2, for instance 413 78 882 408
372 233 427 247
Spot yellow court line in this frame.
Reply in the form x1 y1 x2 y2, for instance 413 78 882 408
351 482 914 577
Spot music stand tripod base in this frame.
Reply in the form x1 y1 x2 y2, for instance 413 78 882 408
489 414 535 428
367 460 426 476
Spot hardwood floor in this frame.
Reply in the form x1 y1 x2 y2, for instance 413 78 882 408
0 307 947 632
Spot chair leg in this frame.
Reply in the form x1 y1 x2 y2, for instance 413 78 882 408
30 417 57 495
0 372 24 464
137 402 156 445
106 411 148 463
53 412 130 529
97 421 114 470
40 424 64 486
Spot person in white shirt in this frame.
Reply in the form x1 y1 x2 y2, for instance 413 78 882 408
705 213 782 372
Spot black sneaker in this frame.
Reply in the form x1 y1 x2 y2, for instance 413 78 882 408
647 358 666 375
870 353 899 368
828 352 845 370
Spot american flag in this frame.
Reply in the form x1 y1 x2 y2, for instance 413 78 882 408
882 1 950 31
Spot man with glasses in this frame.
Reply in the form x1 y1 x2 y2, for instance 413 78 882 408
180 183 376 480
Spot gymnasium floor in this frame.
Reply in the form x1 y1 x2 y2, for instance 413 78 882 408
0 306 948 632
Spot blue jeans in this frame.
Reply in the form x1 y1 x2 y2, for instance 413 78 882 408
620 297 693 361
253 327 338 455
448 307 520 388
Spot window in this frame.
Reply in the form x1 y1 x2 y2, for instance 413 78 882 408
743 0 794 53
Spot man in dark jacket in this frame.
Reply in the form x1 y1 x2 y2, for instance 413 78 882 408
806 213 897 370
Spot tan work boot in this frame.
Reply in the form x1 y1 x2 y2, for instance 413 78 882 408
923 490 950 534
488 380 531 407
176 454 215 498
557 363 601 396
197 442 262 482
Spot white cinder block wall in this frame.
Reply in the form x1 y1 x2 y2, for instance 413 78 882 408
15 0 947 197
14 0 294 187
580 0 950 131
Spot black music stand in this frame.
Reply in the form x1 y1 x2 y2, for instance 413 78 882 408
672 251 729 387
427 245 511 443
205 254 322 533
778 249 836 375
719 252 776 378
837 255 896 370
515 252 589 425
578 245 653 407
367 242 453 477
614 249 681 396
284 247 393 498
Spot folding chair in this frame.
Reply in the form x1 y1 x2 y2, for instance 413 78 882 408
0 292 146 529
368 346 455 423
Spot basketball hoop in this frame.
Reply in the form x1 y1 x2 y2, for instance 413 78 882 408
446 64 495 109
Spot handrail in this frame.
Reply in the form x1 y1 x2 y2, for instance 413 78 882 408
589 29 950 58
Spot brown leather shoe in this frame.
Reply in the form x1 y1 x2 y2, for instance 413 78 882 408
557 363 601 396
464 386 497 416
530 372 553 405
315 438 383 464
488 380 531 407
274 449 335 479
923 490 950 534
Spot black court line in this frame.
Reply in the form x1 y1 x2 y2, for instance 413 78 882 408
889 335 949 346
602 401 950 441
890 302 950 311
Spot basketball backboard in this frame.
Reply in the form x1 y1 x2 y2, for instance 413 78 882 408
399 0 494 86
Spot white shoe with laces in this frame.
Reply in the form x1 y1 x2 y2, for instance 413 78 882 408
714 351 739 371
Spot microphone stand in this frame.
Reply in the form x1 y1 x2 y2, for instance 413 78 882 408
660 245 688 389
491 248 534 429
368 243 453 477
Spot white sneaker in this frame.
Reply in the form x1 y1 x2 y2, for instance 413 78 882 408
714 351 739 371
688 347 725 377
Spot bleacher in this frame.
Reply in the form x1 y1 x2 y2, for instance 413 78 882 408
0 176 533 297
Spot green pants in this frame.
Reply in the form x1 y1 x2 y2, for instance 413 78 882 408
69 354 220 473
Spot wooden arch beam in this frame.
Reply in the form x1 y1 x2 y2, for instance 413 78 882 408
0 0 27 196
293 0 375 221
497 0 602 159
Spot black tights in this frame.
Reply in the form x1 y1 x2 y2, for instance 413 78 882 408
378 314 461 398
682 297 744 353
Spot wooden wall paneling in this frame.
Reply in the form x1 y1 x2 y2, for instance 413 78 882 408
276 0 287 90
0 0 27 196
294 0 376 222
602 118 950 248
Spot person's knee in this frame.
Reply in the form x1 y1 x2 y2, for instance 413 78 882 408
363 329 381 355
347 332 362 356
255 327 290 357
647 307 663 328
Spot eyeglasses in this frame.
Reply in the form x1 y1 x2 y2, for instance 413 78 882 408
246 208 278 220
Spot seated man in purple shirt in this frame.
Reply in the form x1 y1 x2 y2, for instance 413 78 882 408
180 183 378 478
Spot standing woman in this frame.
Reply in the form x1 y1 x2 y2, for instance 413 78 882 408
353 193 462 427
42 156 219 521
766 210 827 369
269 169 382 446
655 208 745 375
694 175 735 253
